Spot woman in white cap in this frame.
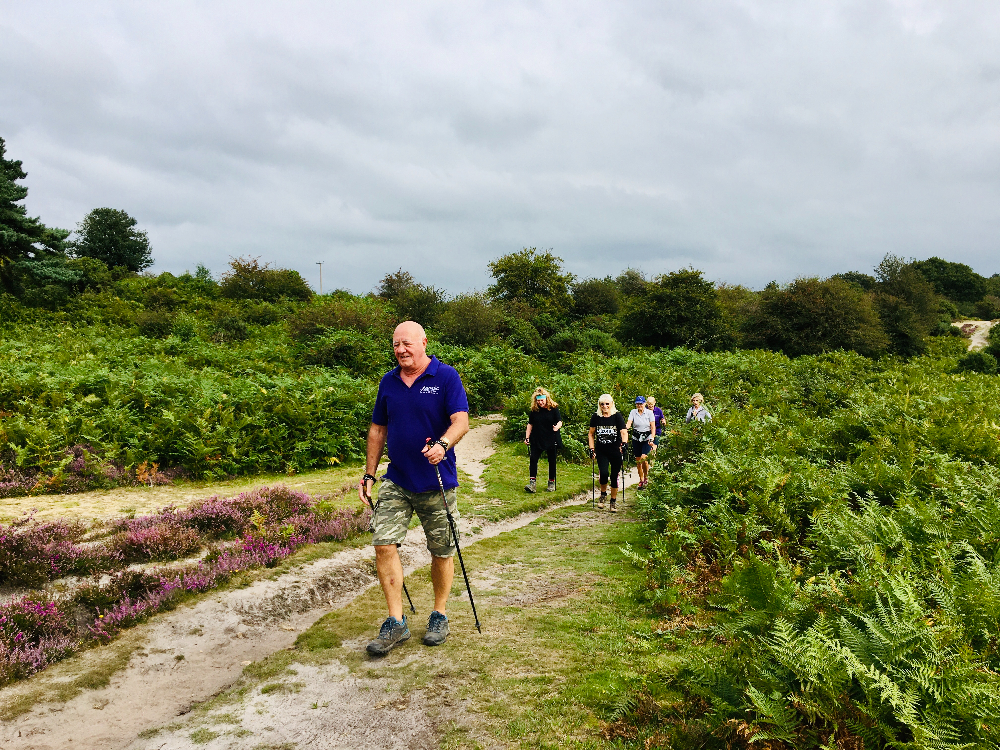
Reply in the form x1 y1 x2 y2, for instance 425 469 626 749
626 396 656 488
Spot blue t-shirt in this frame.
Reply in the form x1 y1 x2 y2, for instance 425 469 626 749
371 356 469 493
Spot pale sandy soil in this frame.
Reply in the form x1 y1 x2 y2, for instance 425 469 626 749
1 422 639 750
0 467 367 524
953 319 996 351
453 415 503 491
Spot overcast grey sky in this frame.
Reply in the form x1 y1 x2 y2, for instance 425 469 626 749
2 0 999 293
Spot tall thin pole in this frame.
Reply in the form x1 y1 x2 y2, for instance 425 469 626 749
316 261 324 295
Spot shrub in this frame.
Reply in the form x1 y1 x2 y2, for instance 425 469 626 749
302 328 390 376
376 269 445 325
957 350 998 374
619 268 725 350
287 295 395 341
0 291 25 324
136 310 174 338
219 257 313 302
744 277 889 357
109 520 202 563
496 316 545 354
241 301 283 326
572 277 621 317
143 287 181 311
547 327 622 356
975 295 1000 321
209 308 250 342
438 294 500 347
171 314 198 341
0 516 116 586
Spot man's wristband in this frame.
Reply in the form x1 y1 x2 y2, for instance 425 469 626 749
362 473 377 484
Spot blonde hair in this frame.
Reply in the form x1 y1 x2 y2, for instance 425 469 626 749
596 393 617 415
530 387 558 411
691 392 704 403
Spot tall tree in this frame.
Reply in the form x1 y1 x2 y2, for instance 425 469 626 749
873 254 940 356
571 277 621 317
376 268 445 325
619 268 725 350
70 208 153 272
487 247 575 315
745 277 889 357
0 136 69 287
911 256 987 303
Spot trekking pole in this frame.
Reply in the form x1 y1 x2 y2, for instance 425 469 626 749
427 439 482 633
362 483 415 614
591 450 596 510
621 443 628 505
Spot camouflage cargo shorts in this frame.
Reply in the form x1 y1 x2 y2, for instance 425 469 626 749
372 478 459 558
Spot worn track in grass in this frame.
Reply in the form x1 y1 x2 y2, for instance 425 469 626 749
1 424 639 750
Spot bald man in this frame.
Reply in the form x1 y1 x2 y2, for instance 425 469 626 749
359 321 470 655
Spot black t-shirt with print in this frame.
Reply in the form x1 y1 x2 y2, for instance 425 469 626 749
589 412 626 450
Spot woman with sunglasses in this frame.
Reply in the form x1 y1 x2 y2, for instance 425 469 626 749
524 387 563 493
587 394 627 511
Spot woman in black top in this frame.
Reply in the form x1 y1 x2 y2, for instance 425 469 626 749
524 387 563 493
588 393 628 512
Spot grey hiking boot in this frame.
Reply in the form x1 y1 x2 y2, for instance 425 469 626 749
366 616 410 656
609 500 618 513
597 493 606 509
422 610 449 646
525 478 536 493
546 480 556 492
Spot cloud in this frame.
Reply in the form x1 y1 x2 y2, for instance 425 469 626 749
2 0 999 294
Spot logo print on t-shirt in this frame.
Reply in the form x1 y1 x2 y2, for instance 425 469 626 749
419 386 440 394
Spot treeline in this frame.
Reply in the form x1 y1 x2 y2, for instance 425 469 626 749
4 133 1000 365
375 249 1000 363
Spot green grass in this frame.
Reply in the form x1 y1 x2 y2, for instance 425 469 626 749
281 503 703 748
189 727 220 744
470 439 595 521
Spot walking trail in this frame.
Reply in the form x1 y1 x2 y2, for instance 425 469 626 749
2 422 638 750
953 319 995 351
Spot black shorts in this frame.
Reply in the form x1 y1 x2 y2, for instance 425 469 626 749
632 440 652 457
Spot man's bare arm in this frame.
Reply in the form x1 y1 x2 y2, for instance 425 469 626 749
365 423 388 474
422 411 470 465
359 423 388 502
442 410 470 447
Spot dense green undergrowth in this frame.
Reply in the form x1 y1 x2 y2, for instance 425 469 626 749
0 312 547 494
608 338 1000 749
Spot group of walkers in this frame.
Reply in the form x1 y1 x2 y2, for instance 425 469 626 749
524 389 711 509
357 320 711 656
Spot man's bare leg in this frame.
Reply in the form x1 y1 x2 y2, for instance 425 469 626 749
375 544 404 620
431 555 454 614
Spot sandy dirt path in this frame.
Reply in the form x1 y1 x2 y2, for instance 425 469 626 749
454 416 503 491
1 422 639 750
953 319 995 351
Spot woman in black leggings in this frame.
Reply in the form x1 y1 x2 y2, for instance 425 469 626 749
523 387 563 493
588 394 628 512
